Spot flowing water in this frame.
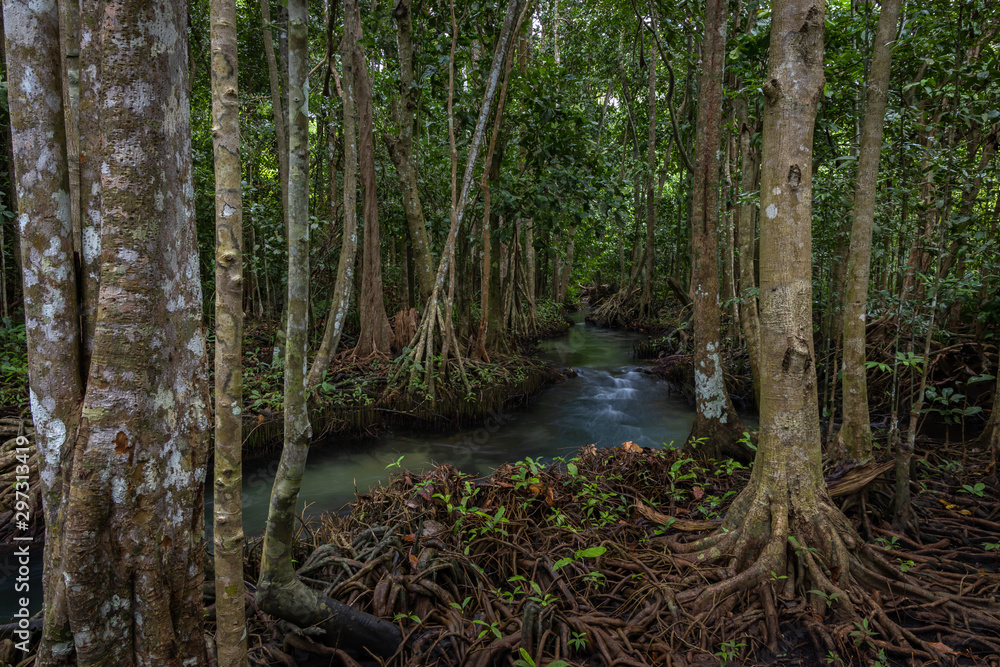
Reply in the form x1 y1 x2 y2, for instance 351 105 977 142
2 316 702 621
233 314 699 535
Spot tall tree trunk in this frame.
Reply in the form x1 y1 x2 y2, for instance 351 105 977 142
209 0 248 661
686 0 746 457
256 0 402 654
305 13 360 389
835 0 903 462
387 0 435 304
260 0 290 365
639 39 656 319
735 102 762 408
9 1 211 662
352 0 393 358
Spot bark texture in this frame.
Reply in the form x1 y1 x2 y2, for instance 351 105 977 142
3 2 82 661
306 1 361 389
835 0 903 462
209 0 248 661
352 0 393 358
8 1 211 663
686 0 746 457
387 0 435 304
735 101 761 408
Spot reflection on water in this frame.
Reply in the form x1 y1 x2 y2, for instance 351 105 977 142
229 316 698 536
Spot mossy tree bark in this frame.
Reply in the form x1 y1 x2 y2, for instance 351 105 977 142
685 0 746 458
256 0 402 654
8 1 211 663
836 0 903 462
209 0 248 662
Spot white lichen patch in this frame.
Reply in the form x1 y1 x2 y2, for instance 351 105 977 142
82 225 101 264
29 388 66 489
694 348 728 423
766 204 778 219
222 203 237 218
772 186 781 195
111 476 128 504
119 248 139 264
187 333 206 358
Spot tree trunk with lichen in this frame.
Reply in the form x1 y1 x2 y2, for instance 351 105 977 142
209 0 248 661
8 2 210 663
685 0 746 458
835 0 903 463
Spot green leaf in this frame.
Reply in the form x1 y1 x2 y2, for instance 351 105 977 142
575 546 607 559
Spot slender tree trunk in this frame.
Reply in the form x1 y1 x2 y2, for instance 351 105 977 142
722 128 738 330
209 0 248 661
261 0 290 365
256 1 401 653
305 10 360 389
639 39 656 318
736 101 762 408
387 0 435 304
686 0 746 457
835 0 903 462
352 0 393 358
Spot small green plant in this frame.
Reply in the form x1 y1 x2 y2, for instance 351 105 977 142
959 482 986 497
507 575 557 606
473 618 501 640
553 545 607 571
850 618 877 647
385 455 405 470
982 541 999 551
512 648 568 667
393 612 421 625
808 589 840 609
823 650 843 664
449 596 473 612
898 558 915 573
568 631 588 652
715 639 746 665
874 536 899 550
